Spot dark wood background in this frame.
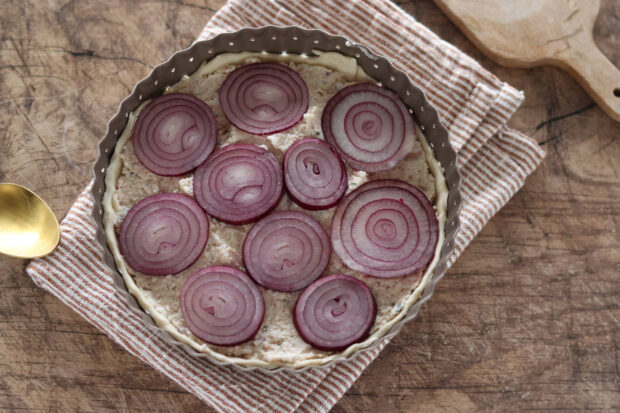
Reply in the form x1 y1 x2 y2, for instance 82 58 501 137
1 0 618 411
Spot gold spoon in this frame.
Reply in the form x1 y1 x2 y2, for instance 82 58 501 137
0 183 60 258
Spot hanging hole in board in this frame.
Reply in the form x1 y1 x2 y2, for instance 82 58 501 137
614 88 620 97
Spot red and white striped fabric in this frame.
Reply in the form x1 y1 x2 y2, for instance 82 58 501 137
27 0 545 411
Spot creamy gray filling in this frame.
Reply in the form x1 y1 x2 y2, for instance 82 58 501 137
103 52 448 369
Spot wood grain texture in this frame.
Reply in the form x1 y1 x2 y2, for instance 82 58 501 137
0 0 619 412
433 0 620 122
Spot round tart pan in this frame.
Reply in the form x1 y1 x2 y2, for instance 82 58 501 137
91 26 462 373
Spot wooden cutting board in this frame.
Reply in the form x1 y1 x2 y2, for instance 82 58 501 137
434 0 620 122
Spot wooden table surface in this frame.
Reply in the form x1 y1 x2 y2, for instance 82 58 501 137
1 0 618 411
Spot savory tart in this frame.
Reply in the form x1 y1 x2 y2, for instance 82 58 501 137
103 51 448 368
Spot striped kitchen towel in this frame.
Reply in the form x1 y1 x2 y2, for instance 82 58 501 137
27 0 545 412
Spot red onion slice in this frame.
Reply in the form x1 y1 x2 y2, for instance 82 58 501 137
322 83 414 172
180 266 264 346
219 62 309 135
133 93 217 176
119 193 209 275
331 179 438 278
193 143 283 224
283 138 348 210
294 274 376 351
243 211 330 292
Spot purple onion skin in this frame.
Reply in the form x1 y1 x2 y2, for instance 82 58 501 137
283 138 348 211
119 193 209 276
292 305 377 352
132 93 218 176
293 274 377 351
331 179 438 279
179 266 265 346
321 83 414 172
193 144 284 225
219 62 309 136
242 211 331 292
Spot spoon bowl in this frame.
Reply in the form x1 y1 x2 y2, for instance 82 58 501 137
0 183 60 258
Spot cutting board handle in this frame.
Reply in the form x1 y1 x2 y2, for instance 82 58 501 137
557 34 620 122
